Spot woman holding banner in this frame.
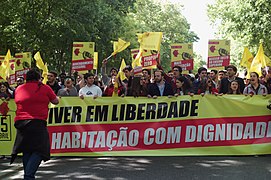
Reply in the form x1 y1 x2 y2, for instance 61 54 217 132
10 69 59 180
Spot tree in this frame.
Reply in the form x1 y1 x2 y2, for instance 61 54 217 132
0 0 197 73
125 0 199 71
0 0 135 72
207 0 271 66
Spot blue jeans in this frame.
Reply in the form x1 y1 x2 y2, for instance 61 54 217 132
22 152 42 180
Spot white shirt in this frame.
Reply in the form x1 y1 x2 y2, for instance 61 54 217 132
79 84 102 97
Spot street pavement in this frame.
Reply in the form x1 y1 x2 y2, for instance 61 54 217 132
1 155 271 180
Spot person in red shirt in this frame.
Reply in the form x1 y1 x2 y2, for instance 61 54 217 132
11 69 59 180
103 75 124 96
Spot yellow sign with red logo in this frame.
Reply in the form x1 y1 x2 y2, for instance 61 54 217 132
8 57 16 85
72 42 95 72
15 52 32 80
132 49 159 70
171 43 194 71
208 40 230 68
0 56 4 81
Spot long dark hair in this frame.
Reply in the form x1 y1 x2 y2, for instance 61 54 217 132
176 76 192 94
198 76 215 94
26 69 43 92
26 69 41 82
227 80 241 94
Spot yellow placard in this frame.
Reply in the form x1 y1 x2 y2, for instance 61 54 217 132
15 52 32 79
0 56 4 81
72 42 95 72
137 32 163 51
171 43 194 71
208 40 230 68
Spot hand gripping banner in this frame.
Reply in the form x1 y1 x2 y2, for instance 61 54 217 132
1 95 271 156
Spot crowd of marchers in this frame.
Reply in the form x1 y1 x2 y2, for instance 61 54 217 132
1 60 270 100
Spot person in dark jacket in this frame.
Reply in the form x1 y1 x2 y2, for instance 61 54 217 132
193 67 208 94
46 71 61 95
147 70 174 98
174 76 194 96
11 69 59 179
219 65 245 94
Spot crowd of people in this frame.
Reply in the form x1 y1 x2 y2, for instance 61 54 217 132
1 63 270 179
1 62 271 100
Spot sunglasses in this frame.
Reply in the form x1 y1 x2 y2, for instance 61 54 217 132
65 78 72 81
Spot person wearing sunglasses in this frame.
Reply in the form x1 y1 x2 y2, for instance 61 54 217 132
197 76 218 95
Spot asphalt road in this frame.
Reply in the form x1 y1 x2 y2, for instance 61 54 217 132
1 155 271 180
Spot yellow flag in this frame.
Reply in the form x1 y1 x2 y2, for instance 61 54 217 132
0 50 12 81
111 38 130 56
112 59 127 97
93 52 98 70
132 50 142 68
250 43 270 77
113 41 118 52
137 32 163 51
118 59 127 81
42 63 48 84
240 47 254 68
34 52 45 70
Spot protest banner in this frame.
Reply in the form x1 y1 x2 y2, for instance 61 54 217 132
171 43 194 71
15 52 31 80
207 40 230 68
1 95 271 156
0 56 4 81
72 42 95 72
8 57 16 86
132 49 159 70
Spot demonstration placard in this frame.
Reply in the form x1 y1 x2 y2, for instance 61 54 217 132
131 49 159 69
171 43 194 71
15 52 31 80
72 42 95 72
208 40 230 68
0 56 4 81
8 57 16 86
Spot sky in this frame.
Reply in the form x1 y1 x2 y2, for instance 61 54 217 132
160 0 217 59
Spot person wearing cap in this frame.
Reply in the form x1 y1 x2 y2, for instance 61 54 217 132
46 71 61 95
12 76 25 98
57 76 78 96
16 76 25 87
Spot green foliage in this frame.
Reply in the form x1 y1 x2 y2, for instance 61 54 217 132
208 0 271 67
0 0 197 73
127 0 199 71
